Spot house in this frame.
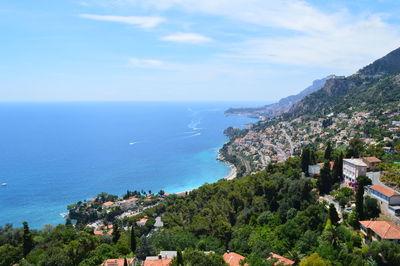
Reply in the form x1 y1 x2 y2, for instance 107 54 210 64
136 217 149 227
368 184 400 215
223 251 246 266
154 216 164 228
94 225 113 236
143 258 173 266
343 159 367 183
383 147 392 152
308 162 334 177
268 253 295 265
103 201 115 209
144 251 176 266
117 197 138 210
308 165 322 176
362 157 382 171
360 220 400 244
102 258 135 266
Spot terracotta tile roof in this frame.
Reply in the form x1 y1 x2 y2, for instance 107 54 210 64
102 258 134 266
269 253 295 265
363 157 382 163
143 258 173 266
103 201 114 207
317 161 334 170
360 220 400 239
223 252 246 266
370 184 399 197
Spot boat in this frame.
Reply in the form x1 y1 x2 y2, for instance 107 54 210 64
1 183 7 186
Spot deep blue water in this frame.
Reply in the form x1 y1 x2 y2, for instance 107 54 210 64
0 102 258 228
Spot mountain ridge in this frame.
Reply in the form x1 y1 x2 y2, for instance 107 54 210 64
225 75 341 118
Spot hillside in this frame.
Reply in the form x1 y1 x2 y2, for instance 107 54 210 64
225 75 340 118
222 47 400 174
287 47 400 119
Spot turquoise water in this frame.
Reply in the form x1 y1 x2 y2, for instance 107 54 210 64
0 102 257 228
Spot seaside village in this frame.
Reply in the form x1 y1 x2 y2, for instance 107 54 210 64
230 110 400 170
68 109 400 266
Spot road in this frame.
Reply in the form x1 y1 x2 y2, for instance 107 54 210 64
282 128 294 156
321 195 342 215
228 146 252 176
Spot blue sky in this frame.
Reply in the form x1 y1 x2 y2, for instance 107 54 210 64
1 0 400 102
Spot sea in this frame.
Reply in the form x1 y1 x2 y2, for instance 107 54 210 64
0 102 260 228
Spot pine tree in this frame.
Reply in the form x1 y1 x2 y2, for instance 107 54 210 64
324 141 333 161
329 203 340 226
347 137 365 158
22 221 34 257
130 226 137 253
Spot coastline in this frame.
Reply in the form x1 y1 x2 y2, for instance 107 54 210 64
174 149 238 196
217 150 237 180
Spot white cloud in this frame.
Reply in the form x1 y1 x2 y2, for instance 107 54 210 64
102 0 400 71
129 58 164 68
79 14 164 28
160 33 212 44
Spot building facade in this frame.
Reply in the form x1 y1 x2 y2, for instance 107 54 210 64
343 158 367 182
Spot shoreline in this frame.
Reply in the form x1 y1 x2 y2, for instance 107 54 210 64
174 149 238 196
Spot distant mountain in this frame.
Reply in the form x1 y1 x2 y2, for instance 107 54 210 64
225 75 341 118
287 46 400 118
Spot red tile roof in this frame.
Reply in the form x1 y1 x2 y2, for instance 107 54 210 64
223 252 246 266
103 201 114 207
316 161 334 170
370 184 399 197
363 157 382 163
360 220 400 239
268 253 295 265
143 258 173 266
102 258 134 266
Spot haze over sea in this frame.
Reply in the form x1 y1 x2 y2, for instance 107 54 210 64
0 102 259 228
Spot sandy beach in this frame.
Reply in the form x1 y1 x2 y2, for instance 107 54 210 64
224 162 237 180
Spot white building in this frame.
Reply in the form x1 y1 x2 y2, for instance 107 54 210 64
343 158 367 182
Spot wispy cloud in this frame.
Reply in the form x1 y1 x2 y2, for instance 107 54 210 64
104 0 400 72
129 58 164 68
160 33 212 44
79 14 165 28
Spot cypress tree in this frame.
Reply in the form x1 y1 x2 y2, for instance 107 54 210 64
324 141 333 161
22 221 34 257
355 176 372 221
301 148 310 175
177 249 184 265
124 257 128 266
130 226 137 253
317 161 332 194
332 152 343 183
329 203 340 226
112 222 120 244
